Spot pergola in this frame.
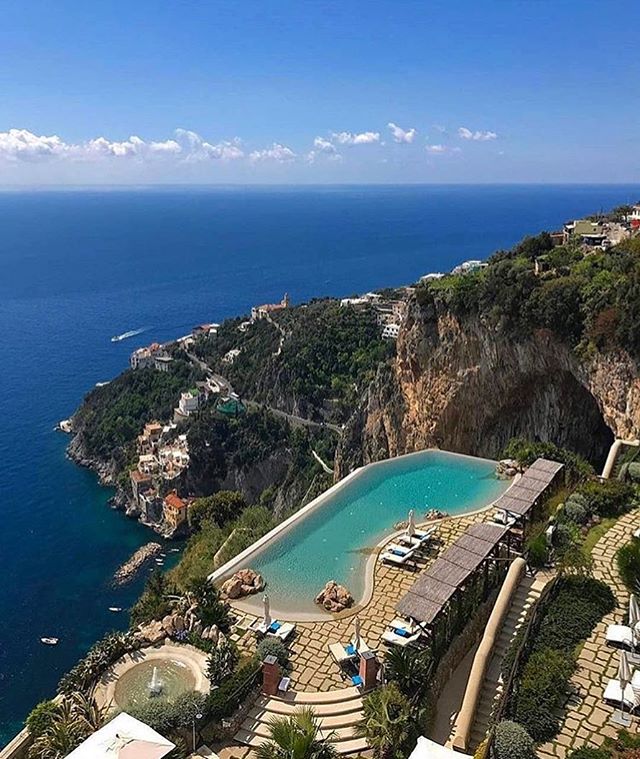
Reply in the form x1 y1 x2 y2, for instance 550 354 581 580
396 522 510 655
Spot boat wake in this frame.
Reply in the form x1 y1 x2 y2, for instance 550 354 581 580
111 327 147 343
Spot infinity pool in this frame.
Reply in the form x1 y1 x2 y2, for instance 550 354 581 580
223 450 509 617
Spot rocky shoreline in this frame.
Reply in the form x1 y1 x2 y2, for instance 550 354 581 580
113 542 162 585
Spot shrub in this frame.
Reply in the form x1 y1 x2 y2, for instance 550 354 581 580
618 540 640 592
577 480 635 518
25 700 58 737
206 658 261 722
128 692 207 733
190 491 247 529
563 499 589 525
533 577 615 653
493 720 535 759
526 530 549 568
512 648 575 742
208 639 240 686
566 748 611 759
502 439 593 483
256 637 289 666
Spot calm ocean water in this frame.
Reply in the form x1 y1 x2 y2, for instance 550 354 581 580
0 184 637 744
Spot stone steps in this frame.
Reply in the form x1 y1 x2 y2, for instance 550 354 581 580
235 688 367 755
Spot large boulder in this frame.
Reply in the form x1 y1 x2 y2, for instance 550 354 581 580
220 568 265 599
135 620 166 645
315 580 354 613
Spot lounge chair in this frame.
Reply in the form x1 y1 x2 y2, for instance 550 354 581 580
606 624 636 649
398 526 437 549
251 619 296 641
604 673 640 710
381 544 418 566
267 621 296 642
381 618 423 647
328 638 371 666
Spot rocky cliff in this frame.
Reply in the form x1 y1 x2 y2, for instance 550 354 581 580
336 295 640 477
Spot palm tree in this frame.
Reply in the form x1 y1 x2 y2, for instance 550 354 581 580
384 645 433 707
354 683 416 759
255 707 338 759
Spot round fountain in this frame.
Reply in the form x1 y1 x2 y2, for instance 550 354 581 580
98 644 210 711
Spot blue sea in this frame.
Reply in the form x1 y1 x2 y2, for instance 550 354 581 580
0 184 637 745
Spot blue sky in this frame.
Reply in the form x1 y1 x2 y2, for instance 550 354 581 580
0 0 638 184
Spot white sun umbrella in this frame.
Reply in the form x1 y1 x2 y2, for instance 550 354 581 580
406 509 416 540
618 649 633 724
263 594 272 629
353 615 361 652
629 594 640 628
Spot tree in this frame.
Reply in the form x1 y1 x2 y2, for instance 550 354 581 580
189 490 247 529
255 707 338 759
383 646 433 707
354 683 416 759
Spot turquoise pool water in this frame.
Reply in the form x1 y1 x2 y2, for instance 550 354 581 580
233 450 509 615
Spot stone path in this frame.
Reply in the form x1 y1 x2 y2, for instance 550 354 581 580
538 511 640 759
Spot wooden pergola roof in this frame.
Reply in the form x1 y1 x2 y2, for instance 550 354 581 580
493 458 564 517
396 522 509 625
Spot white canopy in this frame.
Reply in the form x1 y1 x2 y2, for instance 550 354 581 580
408 737 472 759
66 713 175 759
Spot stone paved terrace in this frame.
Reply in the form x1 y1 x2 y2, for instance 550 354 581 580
229 511 489 693
538 510 640 759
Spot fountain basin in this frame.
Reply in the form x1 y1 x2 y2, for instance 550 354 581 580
95 643 210 711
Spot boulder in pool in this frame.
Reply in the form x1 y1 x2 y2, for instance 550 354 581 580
315 580 354 613
221 568 265 599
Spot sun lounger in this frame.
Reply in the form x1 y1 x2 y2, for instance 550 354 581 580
606 624 636 648
267 621 296 642
381 618 423 647
251 619 296 641
398 527 437 548
381 544 418 566
328 638 371 666
604 676 640 710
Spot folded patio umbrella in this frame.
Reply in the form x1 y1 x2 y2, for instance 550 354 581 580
263 594 272 629
629 594 640 628
407 509 416 540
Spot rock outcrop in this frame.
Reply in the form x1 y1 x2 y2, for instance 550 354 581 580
315 580 354 613
220 568 265 599
113 542 162 585
336 296 640 476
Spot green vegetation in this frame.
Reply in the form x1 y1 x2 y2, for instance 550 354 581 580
127 692 207 733
493 720 536 759
73 359 201 461
502 438 593 483
355 683 417 759
254 707 338 759
383 645 433 709
207 638 239 686
617 539 640 592
25 700 59 739
506 576 615 742
206 657 262 723
27 693 108 759
418 232 640 360
256 637 290 667
196 300 393 423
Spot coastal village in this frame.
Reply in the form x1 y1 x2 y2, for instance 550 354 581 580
9 205 640 759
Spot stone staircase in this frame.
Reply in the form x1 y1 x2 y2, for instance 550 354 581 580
234 687 367 755
468 575 547 749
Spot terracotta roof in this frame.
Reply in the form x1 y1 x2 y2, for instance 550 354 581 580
130 470 152 483
164 492 187 511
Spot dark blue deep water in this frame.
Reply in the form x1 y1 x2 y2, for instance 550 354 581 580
0 185 637 744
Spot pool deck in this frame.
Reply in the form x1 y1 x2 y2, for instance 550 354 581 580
229 508 491 693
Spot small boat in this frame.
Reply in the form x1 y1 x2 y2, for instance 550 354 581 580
108 607 123 613
95 381 110 388
40 637 59 646
169 548 180 553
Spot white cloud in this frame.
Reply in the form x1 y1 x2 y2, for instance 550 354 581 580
330 130 380 145
313 136 337 154
249 143 296 163
426 144 461 155
174 129 243 161
457 127 497 141
0 129 69 161
387 122 417 144
0 128 249 164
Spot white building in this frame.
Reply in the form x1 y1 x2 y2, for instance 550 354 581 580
130 343 162 369
178 389 200 416
451 260 486 275
222 348 241 364
382 323 401 340
154 354 173 372
420 272 445 282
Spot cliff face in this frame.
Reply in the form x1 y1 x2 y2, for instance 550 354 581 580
336 297 640 477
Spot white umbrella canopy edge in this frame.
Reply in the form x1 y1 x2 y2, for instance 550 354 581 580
65 713 175 759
